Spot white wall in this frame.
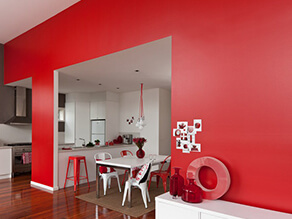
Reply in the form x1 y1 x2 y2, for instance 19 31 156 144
119 88 160 155
0 124 32 145
159 88 171 155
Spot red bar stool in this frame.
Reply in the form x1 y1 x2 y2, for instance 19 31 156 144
64 155 90 191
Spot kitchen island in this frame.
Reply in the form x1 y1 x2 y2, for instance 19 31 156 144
0 146 12 179
58 144 136 189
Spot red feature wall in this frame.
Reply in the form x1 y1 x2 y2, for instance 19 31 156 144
4 0 292 213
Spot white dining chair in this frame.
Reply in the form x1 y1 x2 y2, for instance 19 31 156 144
122 161 152 208
94 152 121 195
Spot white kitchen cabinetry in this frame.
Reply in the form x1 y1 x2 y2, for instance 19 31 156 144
0 147 12 179
156 192 292 219
90 101 106 120
75 102 90 145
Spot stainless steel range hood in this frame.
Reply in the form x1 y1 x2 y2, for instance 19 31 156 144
4 87 32 125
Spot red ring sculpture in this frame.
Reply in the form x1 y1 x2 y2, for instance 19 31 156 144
187 156 231 200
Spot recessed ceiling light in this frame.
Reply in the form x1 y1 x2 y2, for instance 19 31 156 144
116 87 120 90
76 79 80 81
99 83 102 85
135 69 140 73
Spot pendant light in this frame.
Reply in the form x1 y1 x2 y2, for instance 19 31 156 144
136 83 146 130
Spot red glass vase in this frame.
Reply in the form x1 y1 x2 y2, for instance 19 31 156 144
170 167 184 197
136 148 145 158
182 178 203 203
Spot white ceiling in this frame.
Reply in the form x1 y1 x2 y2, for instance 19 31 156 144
57 37 172 94
0 0 80 43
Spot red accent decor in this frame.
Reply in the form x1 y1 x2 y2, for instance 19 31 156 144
148 155 171 192
96 158 115 173
182 178 203 203
136 148 145 159
64 156 90 191
187 156 230 200
170 167 184 197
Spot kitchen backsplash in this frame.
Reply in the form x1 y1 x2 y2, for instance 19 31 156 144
0 124 32 145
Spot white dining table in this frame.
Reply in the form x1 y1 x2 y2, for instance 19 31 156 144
95 155 170 207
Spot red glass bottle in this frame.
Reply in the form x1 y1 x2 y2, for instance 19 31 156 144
182 178 203 203
170 167 184 197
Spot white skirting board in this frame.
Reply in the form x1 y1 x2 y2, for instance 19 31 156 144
31 181 59 193
0 174 12 180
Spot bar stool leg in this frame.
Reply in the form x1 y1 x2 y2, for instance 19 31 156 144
77 159 80 186
73 158 78 192
64 158 71 188
83 157 90 188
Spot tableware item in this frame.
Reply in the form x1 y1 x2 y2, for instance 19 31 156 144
170 167 184 197
136 148 145 158
182 178 203 203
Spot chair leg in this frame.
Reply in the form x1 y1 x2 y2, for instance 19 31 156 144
64 159 70 188
103 176 108 196
156 175 160 188
108 177 111 188
162 175 168 192
122 170 127 186
77 160 80 186
116 173 122 192
83 158 90 188
122 181 129 206
146 188 151 202
148 175 152 190
73 159 78 192
141 186 148 208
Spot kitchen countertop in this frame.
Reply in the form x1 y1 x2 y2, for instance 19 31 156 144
0 146 12 149
59 144 136 153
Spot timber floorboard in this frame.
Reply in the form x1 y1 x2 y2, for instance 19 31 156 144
0 174 155 219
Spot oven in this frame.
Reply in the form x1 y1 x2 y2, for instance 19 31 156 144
7 143 32 176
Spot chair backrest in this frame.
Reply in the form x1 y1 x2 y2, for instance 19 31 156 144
135 161 153 184
120 150 133 157
158 155 171 174
94 152 113 161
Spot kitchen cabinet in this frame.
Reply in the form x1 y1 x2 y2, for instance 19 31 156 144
75 101 90 145
90 101 106 119
0 147 12 179
156 192 291 219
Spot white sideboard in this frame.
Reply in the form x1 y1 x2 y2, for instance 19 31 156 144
156 192 292 219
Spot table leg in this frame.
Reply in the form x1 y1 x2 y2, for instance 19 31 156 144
127 167 132 208
96 164 100 198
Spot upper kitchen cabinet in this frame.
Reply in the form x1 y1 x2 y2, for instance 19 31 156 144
90 101 106 120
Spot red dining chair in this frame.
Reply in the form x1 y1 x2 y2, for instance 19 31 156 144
120 150 139 185
148 155 171 192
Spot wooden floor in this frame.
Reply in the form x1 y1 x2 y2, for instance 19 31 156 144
0 174 155 219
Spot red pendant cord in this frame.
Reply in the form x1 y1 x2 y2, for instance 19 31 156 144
140 83 144 118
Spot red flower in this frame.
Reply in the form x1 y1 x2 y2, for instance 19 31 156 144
133 137 147 149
